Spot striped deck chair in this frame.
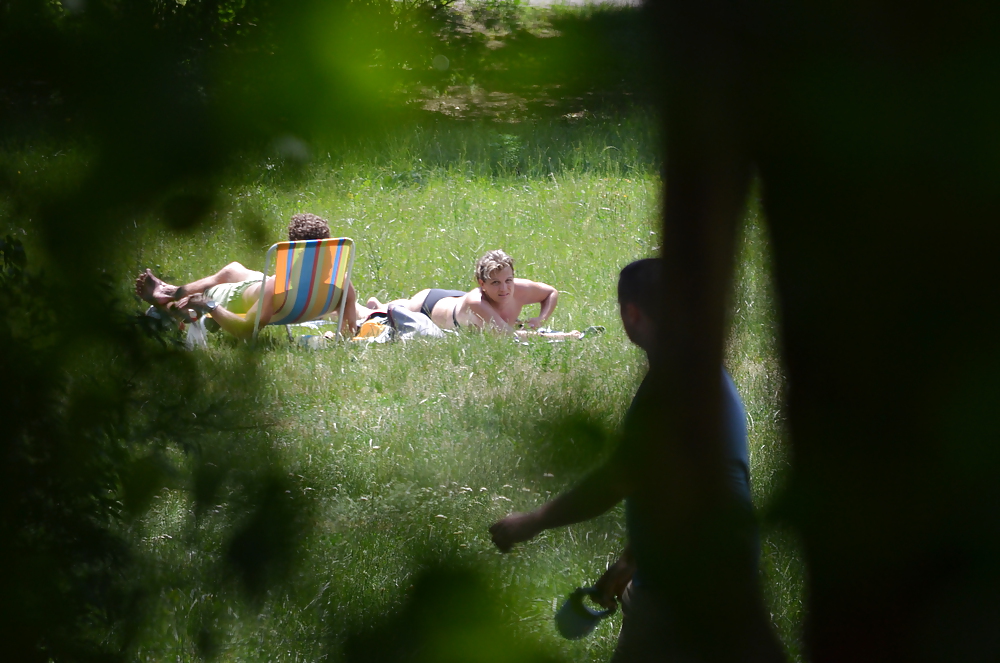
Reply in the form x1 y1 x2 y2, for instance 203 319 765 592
251 237 356 342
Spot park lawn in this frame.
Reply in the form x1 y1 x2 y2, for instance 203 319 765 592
123 114 803 662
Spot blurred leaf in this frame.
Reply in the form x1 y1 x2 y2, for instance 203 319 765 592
342 564 563 663
161 191 215 231
120 452 179 521
227 474 310 598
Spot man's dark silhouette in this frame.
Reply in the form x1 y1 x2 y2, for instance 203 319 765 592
490 259 779 661
646 1 1000 661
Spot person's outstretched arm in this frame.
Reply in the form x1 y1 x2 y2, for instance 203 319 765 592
516 279 558 329
489 458 630 552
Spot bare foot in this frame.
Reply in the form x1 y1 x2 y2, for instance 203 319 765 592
135 269 181 306
365 297 383 309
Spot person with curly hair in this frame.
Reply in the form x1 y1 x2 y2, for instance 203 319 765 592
286 212 331 242
365 249 559 333
135 213 363 339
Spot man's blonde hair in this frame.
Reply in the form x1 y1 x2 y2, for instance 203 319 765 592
475 249 515 283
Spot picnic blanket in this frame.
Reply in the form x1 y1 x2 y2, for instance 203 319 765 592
350 307 604 344
517 326 605 342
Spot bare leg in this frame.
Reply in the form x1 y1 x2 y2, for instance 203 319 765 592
135 262 259 306
176 262 260 297
365 296 408 311
354 302 376 320
366 289 430 313
368 297 410 309
343 283 360 335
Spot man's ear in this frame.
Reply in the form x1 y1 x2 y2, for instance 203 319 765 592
620 302 642 326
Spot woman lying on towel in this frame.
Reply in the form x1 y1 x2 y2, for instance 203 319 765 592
364 250 558 334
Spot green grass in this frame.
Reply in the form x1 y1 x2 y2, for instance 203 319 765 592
102 114 801 661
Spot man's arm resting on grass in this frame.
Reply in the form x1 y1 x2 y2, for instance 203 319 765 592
518 280 558 329
489 458 630 552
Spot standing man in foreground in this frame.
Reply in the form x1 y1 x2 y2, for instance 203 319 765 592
365 249 558 333
489 258 768 661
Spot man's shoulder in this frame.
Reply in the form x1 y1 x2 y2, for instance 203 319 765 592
625 371 659 416
513 277 553 288
463 288 485 305
513 278 554 302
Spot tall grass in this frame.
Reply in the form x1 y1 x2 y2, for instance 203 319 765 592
113 114 802 661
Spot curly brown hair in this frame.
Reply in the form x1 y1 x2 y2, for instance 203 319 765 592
475 249 515 283
288 213 331 241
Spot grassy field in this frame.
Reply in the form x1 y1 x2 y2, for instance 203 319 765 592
109 113 802 662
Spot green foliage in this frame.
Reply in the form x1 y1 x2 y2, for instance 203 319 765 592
343 564 563 663
0 233 290 660
412 1 654 118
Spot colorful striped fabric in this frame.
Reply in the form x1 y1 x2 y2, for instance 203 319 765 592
253 238 355 337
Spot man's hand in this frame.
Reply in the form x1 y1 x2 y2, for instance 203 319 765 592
489 511 543 552
525 316 546 329
592 553 635 609
164 296 197 323
185 293 211 314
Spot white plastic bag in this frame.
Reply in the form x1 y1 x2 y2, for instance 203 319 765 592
185 316 209 350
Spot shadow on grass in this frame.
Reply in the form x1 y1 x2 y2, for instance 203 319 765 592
515 409 617 480
339 562 564 663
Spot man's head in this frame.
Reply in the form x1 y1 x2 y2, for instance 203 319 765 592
475 250 516 303
475 249 515 284
618 258 662 351
288 213 332 241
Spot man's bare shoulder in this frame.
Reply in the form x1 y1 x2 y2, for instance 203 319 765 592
462 287 485 306
514 278 556 304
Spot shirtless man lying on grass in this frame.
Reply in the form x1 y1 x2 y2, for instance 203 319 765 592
365 249 558 334
135 213 364 340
